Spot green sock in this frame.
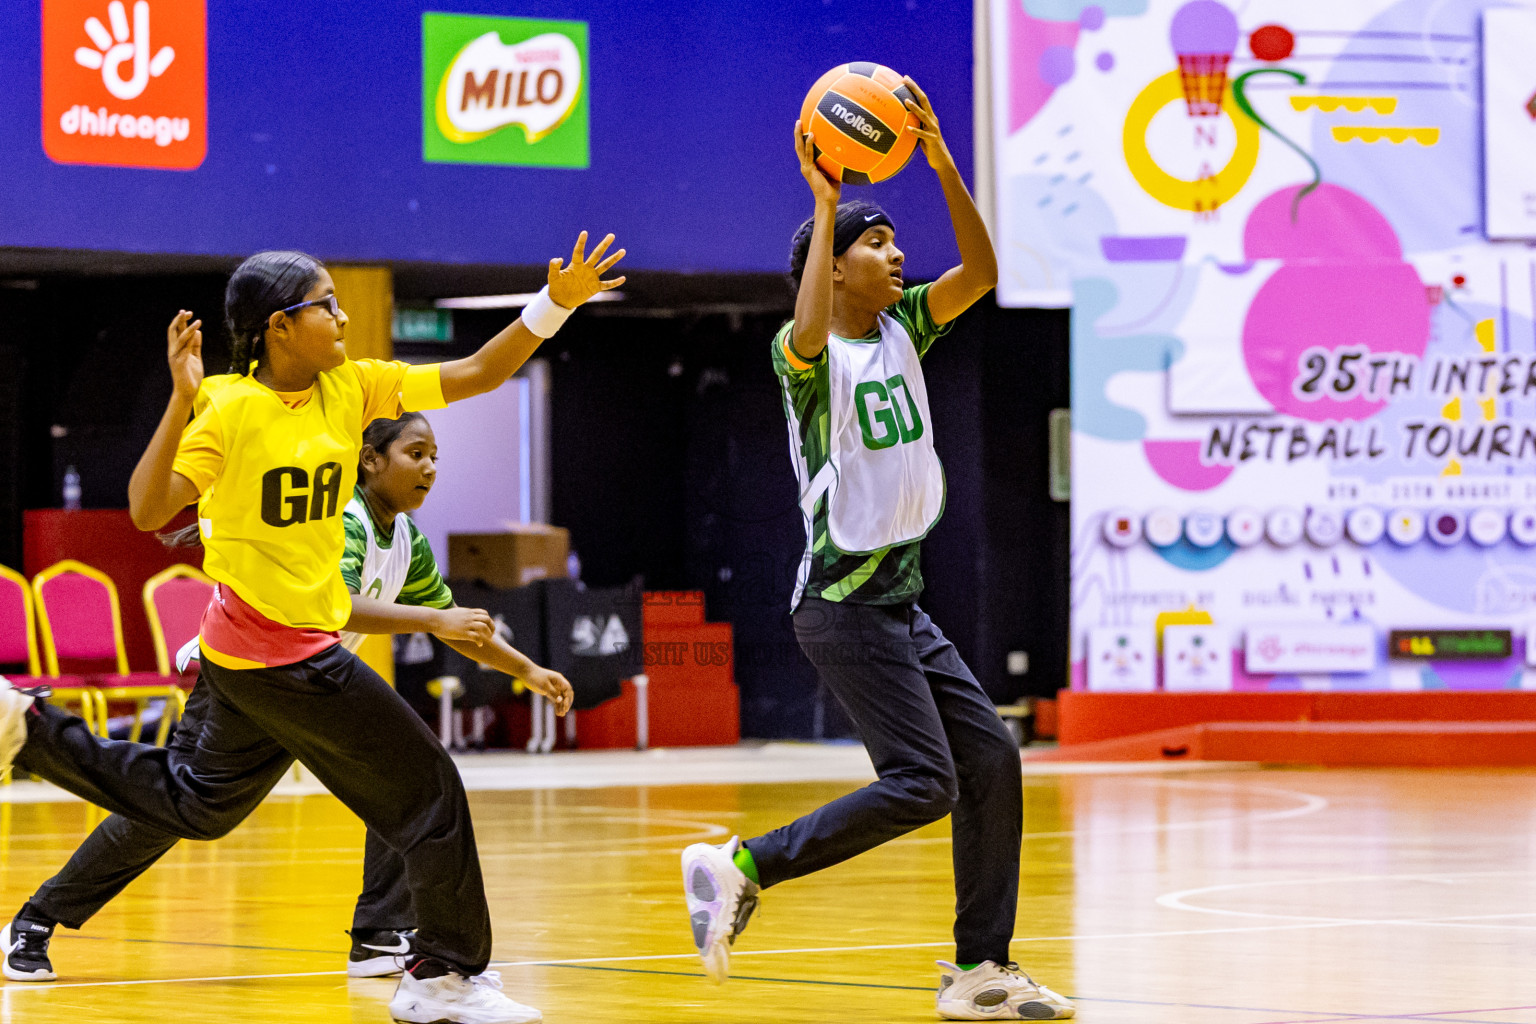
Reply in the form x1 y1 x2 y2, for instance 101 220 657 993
733 845 759 885
956 963 980 972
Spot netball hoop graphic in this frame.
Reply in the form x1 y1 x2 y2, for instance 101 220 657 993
1122 0 1253 216
1171 0 1239 117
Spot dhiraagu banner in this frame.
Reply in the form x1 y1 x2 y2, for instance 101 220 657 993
422 12 588 168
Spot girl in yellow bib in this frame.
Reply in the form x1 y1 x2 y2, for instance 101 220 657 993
0 234 623 1024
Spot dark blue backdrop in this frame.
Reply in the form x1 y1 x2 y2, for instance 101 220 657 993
1 1 975 278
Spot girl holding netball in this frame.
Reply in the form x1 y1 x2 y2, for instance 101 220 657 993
680 79 1073 1020
4 411 573 988
0 232 620 1024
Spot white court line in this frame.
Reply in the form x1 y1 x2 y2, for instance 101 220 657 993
1 773 1340 993
0 780 1329 867
897 779 1329 845
1159 871 1536 929
11 920 1381 992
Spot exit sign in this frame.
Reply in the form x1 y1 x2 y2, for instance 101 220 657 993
393 308 454 343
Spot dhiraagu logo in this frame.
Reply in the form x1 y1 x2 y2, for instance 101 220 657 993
855 375 924 451
423 12 588 168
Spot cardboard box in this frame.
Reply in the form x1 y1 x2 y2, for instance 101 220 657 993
448 525 569 589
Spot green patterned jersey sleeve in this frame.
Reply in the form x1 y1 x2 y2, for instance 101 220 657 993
889 283 952 358
770 320 822 382
339 513 368 594
398 521 455 610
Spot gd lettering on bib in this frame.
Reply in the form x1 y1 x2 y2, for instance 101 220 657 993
813 312 945 553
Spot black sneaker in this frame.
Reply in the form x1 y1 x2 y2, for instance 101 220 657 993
2 917 55 982
347 928 413 978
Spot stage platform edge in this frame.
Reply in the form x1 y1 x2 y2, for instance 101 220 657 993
1045 691 1536 766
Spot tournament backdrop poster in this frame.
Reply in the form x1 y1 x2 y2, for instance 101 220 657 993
991 0 1536 691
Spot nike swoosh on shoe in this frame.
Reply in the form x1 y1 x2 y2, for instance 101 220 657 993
362 937 411 955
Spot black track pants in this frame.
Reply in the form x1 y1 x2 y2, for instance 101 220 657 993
17 644 485 972
743 599 1024 966
26 682 411 934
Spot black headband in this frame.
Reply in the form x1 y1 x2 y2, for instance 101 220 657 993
787 201 897 289
831 204 894 256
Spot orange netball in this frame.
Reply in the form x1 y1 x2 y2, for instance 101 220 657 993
799 62 920 185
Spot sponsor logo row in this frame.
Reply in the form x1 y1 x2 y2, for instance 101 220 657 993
1087 624 1528 692
42 2 586 170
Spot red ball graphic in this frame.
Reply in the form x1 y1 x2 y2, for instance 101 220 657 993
1249 24 1295 62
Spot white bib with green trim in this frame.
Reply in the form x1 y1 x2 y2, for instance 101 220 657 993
338 493 412 653
802 312 945 554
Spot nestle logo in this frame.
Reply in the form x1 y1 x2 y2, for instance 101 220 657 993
829 101 882 142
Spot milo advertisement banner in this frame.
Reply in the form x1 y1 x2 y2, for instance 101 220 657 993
423 12 588 168
988 0 1536 691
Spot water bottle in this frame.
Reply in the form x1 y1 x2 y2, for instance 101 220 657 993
62 466 81 510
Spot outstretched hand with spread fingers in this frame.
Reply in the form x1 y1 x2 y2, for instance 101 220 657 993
167 310 203 400
547 232 626 310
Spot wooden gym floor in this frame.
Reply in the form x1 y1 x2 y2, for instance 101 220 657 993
1 762 1535 1023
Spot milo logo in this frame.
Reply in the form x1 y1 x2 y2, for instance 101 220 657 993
423 14 589 168
436 31 581 144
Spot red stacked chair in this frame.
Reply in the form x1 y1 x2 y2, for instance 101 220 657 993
0 563 103 735
142 564 213 684
32 560 187 746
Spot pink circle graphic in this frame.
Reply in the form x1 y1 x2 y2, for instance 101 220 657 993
1241 184 1429 422
1143 440 1235 492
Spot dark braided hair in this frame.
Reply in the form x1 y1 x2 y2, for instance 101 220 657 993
224 251 323 374
360 412 428 481
159 251 325 545
157 523 203 548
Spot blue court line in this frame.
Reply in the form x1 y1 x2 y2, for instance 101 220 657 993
41 938 1536 1023
536 964 1536 1024
545 962 930 991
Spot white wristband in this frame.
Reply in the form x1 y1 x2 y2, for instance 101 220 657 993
520 286 574 339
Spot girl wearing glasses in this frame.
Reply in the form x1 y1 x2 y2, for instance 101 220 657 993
4 410 575 991
0 235 622 1024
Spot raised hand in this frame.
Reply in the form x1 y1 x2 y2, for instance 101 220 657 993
167 310 203 400
796 118 841 205
547 231 627 310
524 667 574 716
432 606 496 646
902 76 952 169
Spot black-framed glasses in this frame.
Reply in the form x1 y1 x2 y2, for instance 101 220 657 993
280 294 342 319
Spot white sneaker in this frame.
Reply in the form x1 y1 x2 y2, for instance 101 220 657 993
388 968 541 1024
681 836 759 984
936 960 1075 1020
0 678 34 776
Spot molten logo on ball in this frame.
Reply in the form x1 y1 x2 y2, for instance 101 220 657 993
436 31 581 144
830 103 882 143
